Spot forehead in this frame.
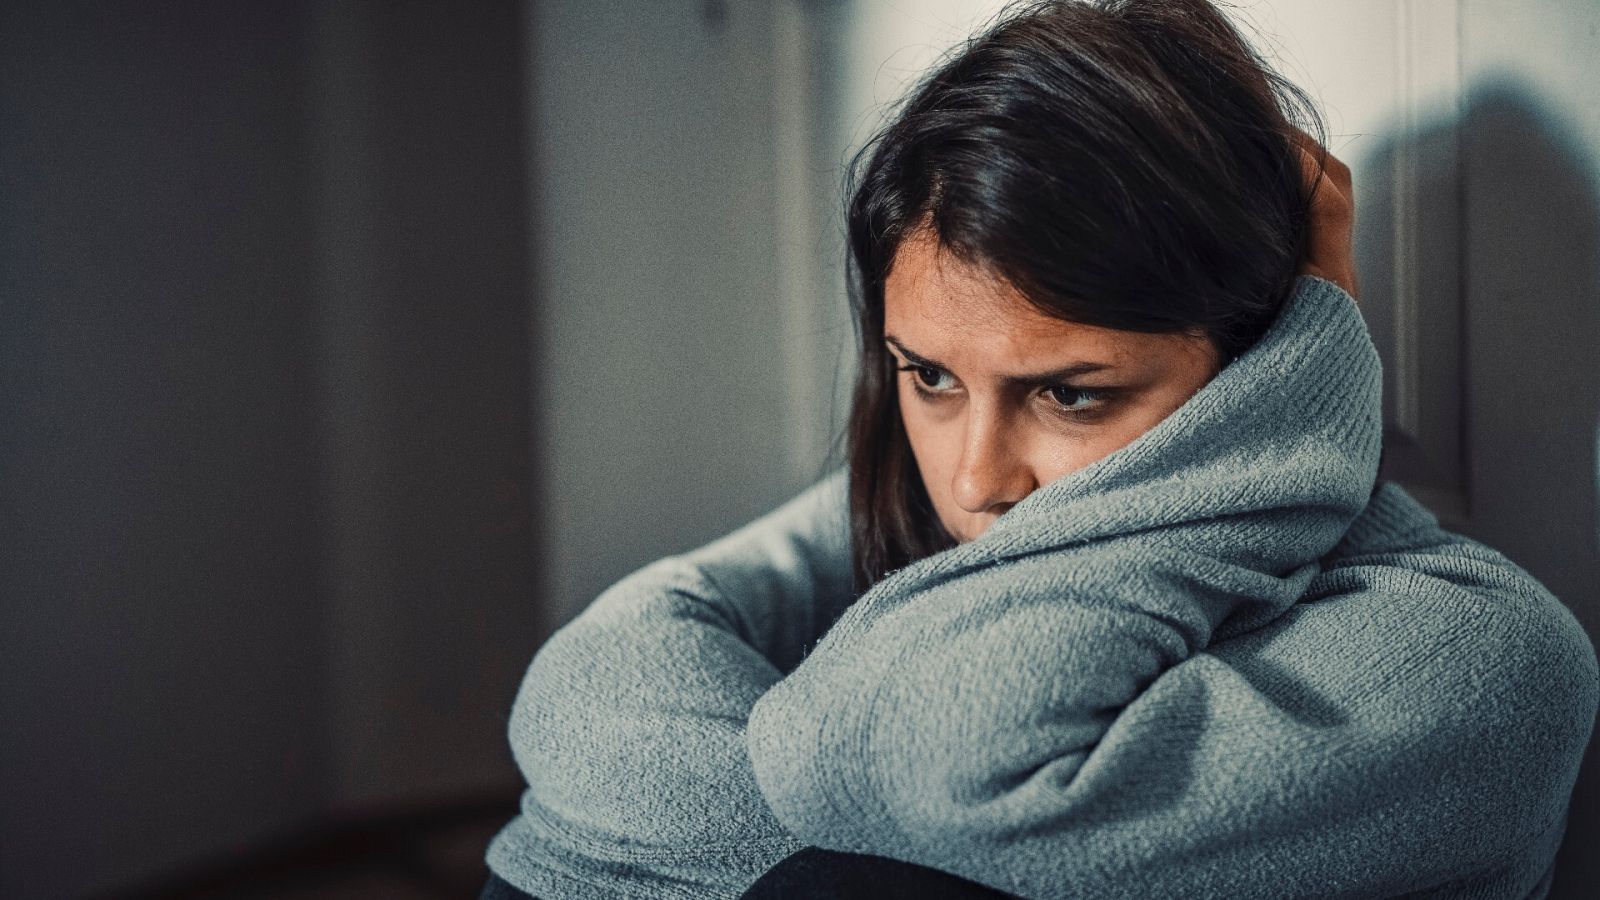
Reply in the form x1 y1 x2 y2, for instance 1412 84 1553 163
883 230 1132 363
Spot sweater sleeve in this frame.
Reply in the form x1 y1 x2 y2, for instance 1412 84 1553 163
485 467 854 900
746 480 1599 899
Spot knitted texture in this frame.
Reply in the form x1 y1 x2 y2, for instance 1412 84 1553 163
485 276 1598 899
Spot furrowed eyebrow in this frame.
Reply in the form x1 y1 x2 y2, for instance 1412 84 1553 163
883 334 1114 387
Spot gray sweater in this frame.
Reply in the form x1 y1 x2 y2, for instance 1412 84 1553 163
485 276 1598 899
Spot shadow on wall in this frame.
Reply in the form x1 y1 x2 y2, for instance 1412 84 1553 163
1353 76 1600 897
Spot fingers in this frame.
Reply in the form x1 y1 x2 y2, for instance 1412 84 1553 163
1292 129 1352 214
1289 127 1359 303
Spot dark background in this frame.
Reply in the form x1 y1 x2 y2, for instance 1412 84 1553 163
1 2 541 896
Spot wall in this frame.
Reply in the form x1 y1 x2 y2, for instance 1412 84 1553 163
0 3 538 896
1455 5 1600 892
0 6 327 895
527 1 851 627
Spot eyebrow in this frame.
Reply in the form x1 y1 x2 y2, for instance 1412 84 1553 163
884 335 1115 387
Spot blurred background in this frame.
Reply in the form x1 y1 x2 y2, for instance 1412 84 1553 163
2 1 1596 897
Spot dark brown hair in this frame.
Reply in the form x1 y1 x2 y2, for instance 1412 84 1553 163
836 0 1331 596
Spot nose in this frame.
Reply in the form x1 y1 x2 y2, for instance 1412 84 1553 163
950 402 1036 517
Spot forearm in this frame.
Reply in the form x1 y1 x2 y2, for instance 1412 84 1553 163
491 470 854 898
498 557 806 897
515 560 790 836
746 533 1286 863
746 481 1598 899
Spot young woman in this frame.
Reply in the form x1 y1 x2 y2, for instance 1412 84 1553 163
481 1 1597 898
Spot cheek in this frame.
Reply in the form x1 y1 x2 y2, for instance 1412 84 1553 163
896 389 942 470
898 384 1180 489
1027 432 1121 486
896 392 961 499
1032 391 1200 482
897 400 966 534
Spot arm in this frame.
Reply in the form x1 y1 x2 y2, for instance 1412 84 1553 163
747 481 1598 899
486 467 855 900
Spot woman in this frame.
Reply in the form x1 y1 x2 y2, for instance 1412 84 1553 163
481 1 1596 898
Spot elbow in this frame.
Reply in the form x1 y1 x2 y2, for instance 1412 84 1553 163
1510 588 1599 778
1426 584 1600 860
503 622 602 794
745 673 934 851
746 668 1102 854
744 681 854 842
888 738 1098 850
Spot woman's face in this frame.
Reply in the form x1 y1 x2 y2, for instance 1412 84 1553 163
884 230 1224 544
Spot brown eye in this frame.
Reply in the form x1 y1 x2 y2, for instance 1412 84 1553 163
1044 384 1113 418
1046 385 1093 409
896 364 952 392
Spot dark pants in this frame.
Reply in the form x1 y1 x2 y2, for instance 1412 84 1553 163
738 847 1020 899
480 848 1018 900
479 871 539 900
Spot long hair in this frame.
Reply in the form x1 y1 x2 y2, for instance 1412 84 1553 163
841 0 1331 596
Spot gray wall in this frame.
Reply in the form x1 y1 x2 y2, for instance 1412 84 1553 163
0 2 539 896
529 0 854 628
1454 4 1600 891
1 6 327 895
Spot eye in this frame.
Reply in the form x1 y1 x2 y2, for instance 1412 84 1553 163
896 364 953 393
1042 384 1113 420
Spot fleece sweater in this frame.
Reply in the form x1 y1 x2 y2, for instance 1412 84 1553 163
484 275 1598 899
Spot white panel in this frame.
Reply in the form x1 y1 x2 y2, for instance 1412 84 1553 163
531 2 814 625
839 0 1014 152
772 1 839 482
1389 0 1463 440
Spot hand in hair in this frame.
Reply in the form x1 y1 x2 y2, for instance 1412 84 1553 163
1294 130 1359 303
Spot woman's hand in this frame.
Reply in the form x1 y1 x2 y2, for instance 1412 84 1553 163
1294 129 1359 303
